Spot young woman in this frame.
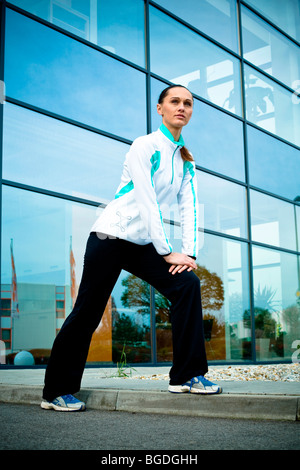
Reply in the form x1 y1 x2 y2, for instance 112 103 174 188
41 85 222 412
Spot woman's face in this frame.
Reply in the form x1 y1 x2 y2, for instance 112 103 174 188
157 87 193 132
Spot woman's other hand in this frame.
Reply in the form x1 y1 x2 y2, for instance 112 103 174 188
163 252 197 275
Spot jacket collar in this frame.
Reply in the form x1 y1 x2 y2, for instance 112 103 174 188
159 123 185 147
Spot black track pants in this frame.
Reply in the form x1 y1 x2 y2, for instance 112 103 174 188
43 232 208 401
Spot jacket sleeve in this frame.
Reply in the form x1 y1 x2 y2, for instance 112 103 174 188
126 138 173 256
177 160 199 259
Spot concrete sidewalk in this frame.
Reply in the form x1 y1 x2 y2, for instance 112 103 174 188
0 366 299 421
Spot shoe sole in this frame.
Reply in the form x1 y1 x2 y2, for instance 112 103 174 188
168 385 222 394
40 401 86 411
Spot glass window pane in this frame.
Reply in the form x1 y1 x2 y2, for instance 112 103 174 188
149 6 242 116
197 171 247 238
250 190 297 251
199 234 251 361
244 0 300 42
157 226 251 362
5 9 146 141
241 5 300 91
1 186 152 365
1 186 96 363
252 246 300 361
0 298 11 317
111 271 151 364
2 329 11 341
154 0 239 52
9 0 145 66
1 298 11 310
244 64 300 147
246 125 300 202
151 78 245 181
97 0 145 66
296 205 300 250
3 103 129 204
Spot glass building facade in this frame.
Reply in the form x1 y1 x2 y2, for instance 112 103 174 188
0 0 299 367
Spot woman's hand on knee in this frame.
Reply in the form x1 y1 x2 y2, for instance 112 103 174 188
163 252 197 275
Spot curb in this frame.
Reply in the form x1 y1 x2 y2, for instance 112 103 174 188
1 384 299 421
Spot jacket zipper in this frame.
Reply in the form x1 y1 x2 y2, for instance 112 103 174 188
171 146 179 184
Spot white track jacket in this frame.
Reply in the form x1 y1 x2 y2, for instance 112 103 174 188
91 123 199 258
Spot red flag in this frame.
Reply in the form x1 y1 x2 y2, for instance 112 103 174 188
70 237 77 307
10 239 19 318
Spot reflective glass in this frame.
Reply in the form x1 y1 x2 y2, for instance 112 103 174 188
297 205 300 250
3 103 129 204
198 233 251 361
154 0 239 52
197 171 247 238
244 64 300 147
1 186 96 363
151 78 245 181
241 5 300 91
251 246 300 361
246 125 300 202
9 0 145 66
149 6 242 116
244 0 300 42
156 226 251 362
5 9 146 141
109 270 151 364
250 190 297 251
0 186 151 365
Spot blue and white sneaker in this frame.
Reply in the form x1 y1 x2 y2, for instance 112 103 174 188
41 394 86 411
168 375 222 394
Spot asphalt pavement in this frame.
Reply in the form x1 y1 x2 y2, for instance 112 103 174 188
1 402 299 451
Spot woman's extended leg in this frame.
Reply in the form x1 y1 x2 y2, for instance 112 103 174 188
42 233 122 402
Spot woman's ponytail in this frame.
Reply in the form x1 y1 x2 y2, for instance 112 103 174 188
180 146 193 162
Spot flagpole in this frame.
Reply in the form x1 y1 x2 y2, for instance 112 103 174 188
10 238 19 319
70 235 77 308
10 239 14 355
10 238 20 355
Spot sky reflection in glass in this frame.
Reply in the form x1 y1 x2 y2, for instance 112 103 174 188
250 190 297 251
154 0 239 52
244 0 300 42
197 171 247 238
3 103 129 204
241 5 300 91
8 0 145 66
244 64 300 147
247 125 300 202
149 6 242 116
5 9 146 141
1 186 97 286
296 206 300 251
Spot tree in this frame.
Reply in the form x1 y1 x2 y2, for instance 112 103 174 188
194 265 224 314
121 266 224 322
121 277 151 316
113 312 144 344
